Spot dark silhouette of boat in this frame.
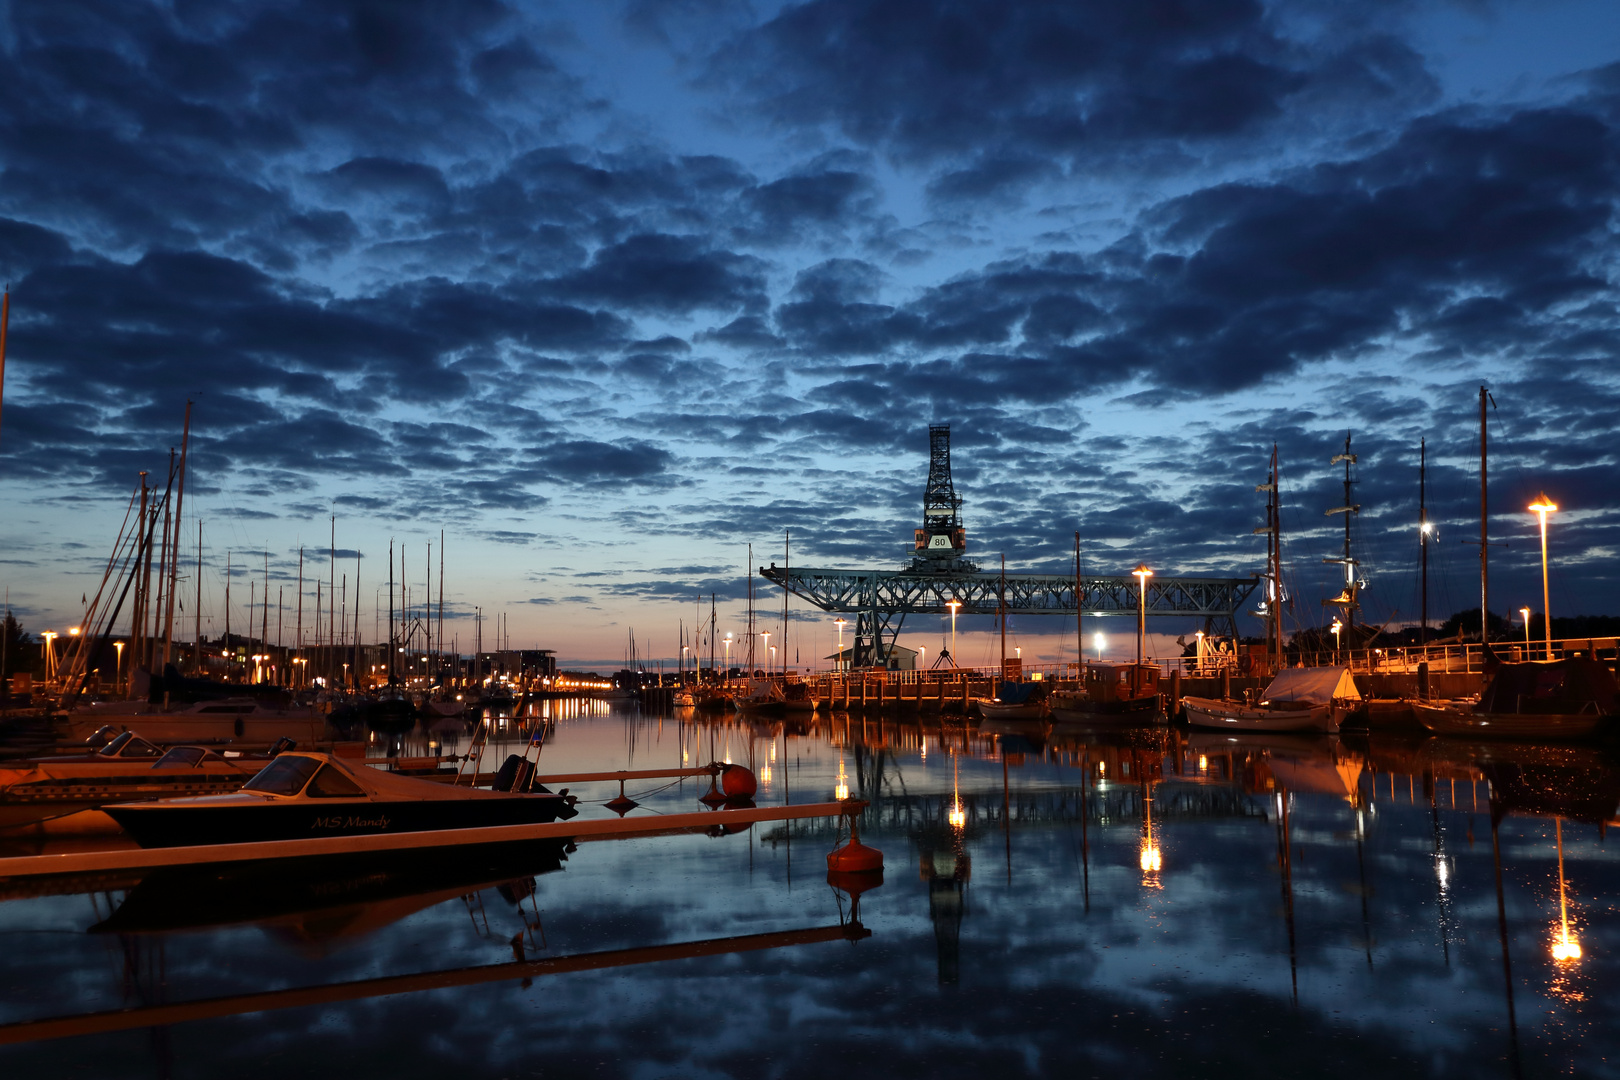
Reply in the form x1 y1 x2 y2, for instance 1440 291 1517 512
103 751 577 848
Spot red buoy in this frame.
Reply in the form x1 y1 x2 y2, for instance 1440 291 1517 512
827 839 884 873
719 764 757 799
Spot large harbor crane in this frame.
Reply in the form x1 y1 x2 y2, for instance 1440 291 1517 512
761 426 1258 669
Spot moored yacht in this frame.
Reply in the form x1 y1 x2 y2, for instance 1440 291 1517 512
103 751 579 848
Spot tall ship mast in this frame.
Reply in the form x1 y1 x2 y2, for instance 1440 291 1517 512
1254 445 1283 674
1323 432 1363 628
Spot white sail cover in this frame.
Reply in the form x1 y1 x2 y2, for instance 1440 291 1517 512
1261 666 1361 705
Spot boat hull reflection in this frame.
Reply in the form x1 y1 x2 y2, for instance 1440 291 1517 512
91 838 571 938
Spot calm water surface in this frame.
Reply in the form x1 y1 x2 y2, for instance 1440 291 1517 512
0 701 1615 1079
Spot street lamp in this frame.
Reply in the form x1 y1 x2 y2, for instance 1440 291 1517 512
1093 631 1105 662
1521 606 1532 656
41 631 57 686
1331 617 1343 661
759 631 771 675
946 599 960 665
834 618 846 659
113 641 125 695
723 633 733 677
918 645 926 673
1529 494 1557 659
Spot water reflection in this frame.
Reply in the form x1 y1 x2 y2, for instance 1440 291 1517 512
1 701 1617 1076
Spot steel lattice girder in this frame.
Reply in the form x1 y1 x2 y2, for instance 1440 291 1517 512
760 566 1258 619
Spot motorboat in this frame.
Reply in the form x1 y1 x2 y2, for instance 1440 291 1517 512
60 697 330 745
0 733 290 832
1182 667 1362 734
1050 664 1163 724
1412 657 1617 741
103 751 579 849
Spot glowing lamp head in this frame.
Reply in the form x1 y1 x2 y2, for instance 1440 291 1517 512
835 781 850 801
1553 938 1582 963
948 802 966 829
1132 564 1152 582
1528 494 1558 516
1139 844 1162 873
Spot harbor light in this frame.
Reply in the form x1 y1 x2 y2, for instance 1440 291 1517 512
1528 494 1557 658
1331 617 1343 659
1093 631 1105 660
946 599 961 662
835 756 849 802
113 641 124 693
1521 606 1532 652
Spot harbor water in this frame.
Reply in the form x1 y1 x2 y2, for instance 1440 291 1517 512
0 701 1615 1078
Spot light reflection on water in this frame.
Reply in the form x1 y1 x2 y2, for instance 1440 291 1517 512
0 702 1616 1078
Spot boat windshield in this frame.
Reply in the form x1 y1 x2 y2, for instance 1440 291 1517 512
96 732 134 757
113 737 163 758
153 746 214 769
304 765 365 798
241 755 323 796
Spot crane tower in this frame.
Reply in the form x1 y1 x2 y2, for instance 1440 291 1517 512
913 424 975 572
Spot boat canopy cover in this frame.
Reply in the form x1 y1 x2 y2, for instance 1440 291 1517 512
1261 667 1361 705
995 681 1042 704
248 752 534 802
1478 657 1618 716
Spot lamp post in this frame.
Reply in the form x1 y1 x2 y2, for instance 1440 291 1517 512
834 618 846 660
41 631 57 687
759 631 771 676
1330 617 1343 662
917 645 926 673
113 640 125 695
1529 494 1557 659
723 633 733 678
1132 564 1152 696
1520 606 1532 657
946 600 960 666
1093 631 1104 662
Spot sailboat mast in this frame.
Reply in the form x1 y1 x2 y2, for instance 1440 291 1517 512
1074 531 1082 680
194 521 202 676
1269 445 1282 674
782 530 789 676
388 539 395 686
1479 385 1490 645
163 400 191 667
999 552 1007 680
1341 434 1355 628
1419 438 1428 645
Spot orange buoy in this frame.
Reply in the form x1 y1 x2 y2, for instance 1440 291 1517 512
827 811 883 873
827 838 884 873
719 764 757 799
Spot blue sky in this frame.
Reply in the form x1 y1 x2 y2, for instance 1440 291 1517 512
0 0 1617 668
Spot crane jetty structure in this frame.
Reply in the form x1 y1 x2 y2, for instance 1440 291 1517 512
760 425 1259 671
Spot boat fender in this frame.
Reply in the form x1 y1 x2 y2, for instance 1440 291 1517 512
719 764 758 799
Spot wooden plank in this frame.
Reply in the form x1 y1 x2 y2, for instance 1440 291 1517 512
0 800 863 879
0 923 867 1045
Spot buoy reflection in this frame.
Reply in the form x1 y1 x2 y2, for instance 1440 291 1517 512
1552 817 1582 964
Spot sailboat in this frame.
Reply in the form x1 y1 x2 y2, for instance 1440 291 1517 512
1181 445 1359 734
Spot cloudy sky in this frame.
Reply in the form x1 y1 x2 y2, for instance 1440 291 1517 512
1 0 1617 669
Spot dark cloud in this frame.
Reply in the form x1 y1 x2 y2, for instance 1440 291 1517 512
709 0 1437 196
